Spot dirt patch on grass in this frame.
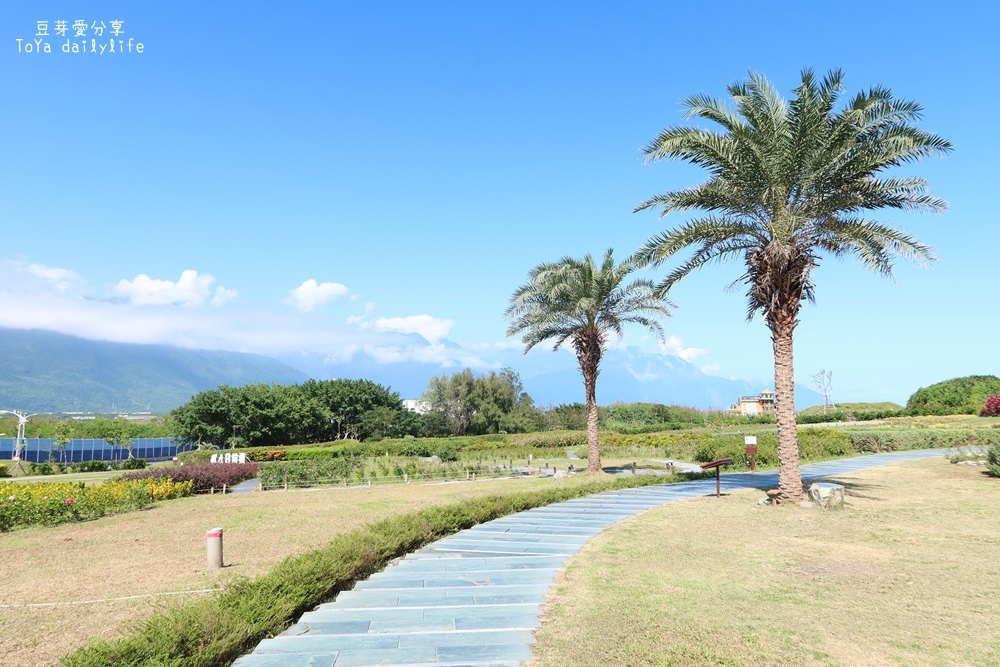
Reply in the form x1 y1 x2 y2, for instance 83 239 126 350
529 459 1000 667
0 475 581 667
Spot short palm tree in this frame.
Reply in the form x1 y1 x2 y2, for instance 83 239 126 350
634 69 951 501
505 249 672 472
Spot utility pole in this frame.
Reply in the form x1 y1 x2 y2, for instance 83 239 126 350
0 409 37 474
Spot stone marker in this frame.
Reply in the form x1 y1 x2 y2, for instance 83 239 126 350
808 482 845 509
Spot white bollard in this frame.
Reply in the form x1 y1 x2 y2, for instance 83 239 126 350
207 527 224 568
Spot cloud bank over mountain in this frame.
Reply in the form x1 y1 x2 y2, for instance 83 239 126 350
0 260 824 411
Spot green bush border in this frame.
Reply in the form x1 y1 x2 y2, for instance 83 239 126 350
60 474 687 667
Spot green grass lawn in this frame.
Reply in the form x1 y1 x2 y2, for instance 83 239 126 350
528 458 1000 667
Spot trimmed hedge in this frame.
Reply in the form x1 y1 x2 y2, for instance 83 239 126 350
176 432 592 465
60 473 694 667
599 428 851 469
845 429 1000 453
119 463 259 493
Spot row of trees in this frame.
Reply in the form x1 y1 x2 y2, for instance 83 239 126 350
171 379 420 448
170 369 553 448
505 69 951 500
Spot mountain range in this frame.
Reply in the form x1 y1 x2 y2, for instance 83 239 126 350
0 329 307 413
0 328 824 413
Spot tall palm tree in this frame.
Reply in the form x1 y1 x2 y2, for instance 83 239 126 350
505 249 672 472
634 69 951 501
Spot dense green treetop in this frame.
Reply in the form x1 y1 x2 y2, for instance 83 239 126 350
906 376 1000 415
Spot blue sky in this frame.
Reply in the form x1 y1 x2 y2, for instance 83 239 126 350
1 1 994 406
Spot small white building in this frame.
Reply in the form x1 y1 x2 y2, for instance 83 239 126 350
727 390 776 416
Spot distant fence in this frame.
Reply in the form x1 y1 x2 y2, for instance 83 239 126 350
0 437 187 463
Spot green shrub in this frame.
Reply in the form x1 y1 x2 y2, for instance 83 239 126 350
459 447 573 461
0 463 8 478
246 449 286 462
907 375 1000 415
986 440 1000 477
29 461 58 476
70 460 112 473
846 429 1000 453
116 457 147 470
258 458 364 489
599 429 851 469
433 441 461 462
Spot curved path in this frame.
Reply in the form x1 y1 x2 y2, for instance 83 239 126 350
232 449 946 667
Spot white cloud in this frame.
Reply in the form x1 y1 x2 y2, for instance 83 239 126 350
466 340 523 351
323 345 362 364
363 345 409 364
701 362 722 375
373 315 454 343
113 269 235 307
624 364 660 382
285 279 350 312
0 261 499 372
25 263 84 293
658 335 708 361
210 287 238 307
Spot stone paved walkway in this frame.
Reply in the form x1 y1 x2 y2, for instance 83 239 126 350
232 449 947 667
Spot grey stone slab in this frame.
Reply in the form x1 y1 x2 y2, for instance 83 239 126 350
421 603 541 620
471 593 545 605
454 531 592 544
302 608 425 622
232 652 338 667
281 621 371 636
397 595 476 607
436 643 535 663
355 578 432 589
469 525 598 536
368 617 456 633
429 542 577 555
332 646 437 666
454 615 540 630
397 629 534 649
255 634 399 653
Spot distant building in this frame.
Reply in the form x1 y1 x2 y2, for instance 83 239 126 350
727 390 776 417
402 399 430 414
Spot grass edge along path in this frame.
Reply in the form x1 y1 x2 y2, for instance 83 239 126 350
59 473 689 667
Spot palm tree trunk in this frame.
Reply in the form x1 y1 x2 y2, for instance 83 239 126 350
584 372 601 473
771 320 804 502
576 333 603 473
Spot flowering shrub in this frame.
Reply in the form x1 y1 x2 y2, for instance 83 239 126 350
0 478 193 532
981 395 1000 417
118 462 259 493
247 449 286 462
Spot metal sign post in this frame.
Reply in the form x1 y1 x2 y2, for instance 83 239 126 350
744 436 758 471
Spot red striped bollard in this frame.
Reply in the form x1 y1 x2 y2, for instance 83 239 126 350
207 527 224 568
